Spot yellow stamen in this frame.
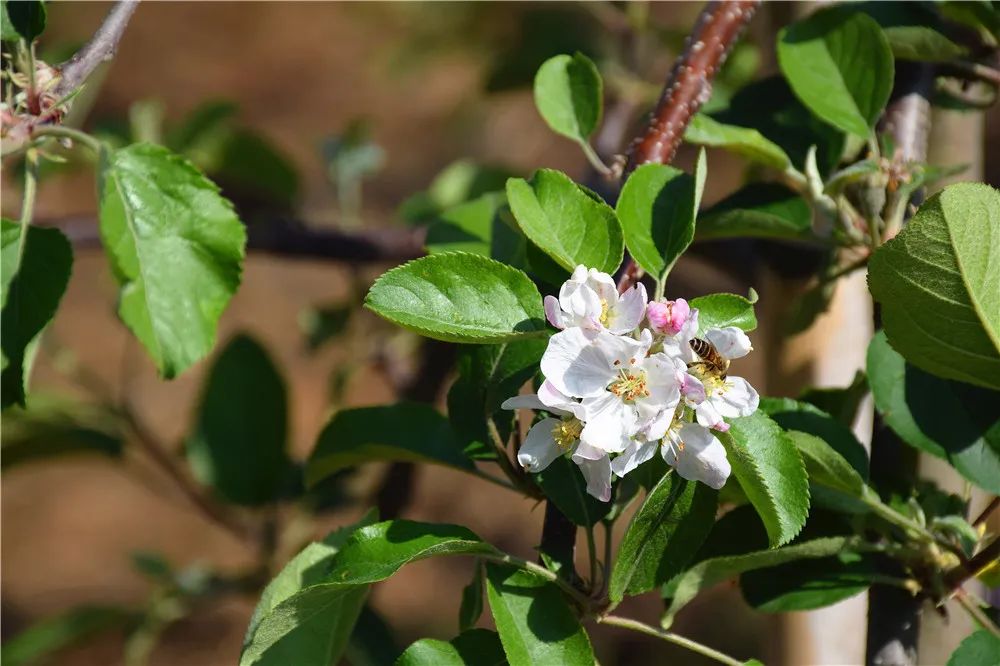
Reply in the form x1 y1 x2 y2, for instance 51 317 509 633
608 369 649 402
552 418 583 450
599 299 609 325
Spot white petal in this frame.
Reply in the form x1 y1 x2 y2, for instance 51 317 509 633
606 281 648 334
640 408 675 442
501 394 547 411
705 327 752 360
713 375 759 418
611 439 658 477
559 271 601 320
580 406 631 454
574 453 613 502
536 380 581 417
544 295 565 329
586 268 618 304
517 419 564 472
695 399 728 431
541 328 616 398
573 440 606 461
670 422 731 489
678 371 707 405
643 355 682 411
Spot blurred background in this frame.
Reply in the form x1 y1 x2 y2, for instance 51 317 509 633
2 3 998 665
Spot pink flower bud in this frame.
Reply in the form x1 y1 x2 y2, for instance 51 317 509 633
646 298 690 336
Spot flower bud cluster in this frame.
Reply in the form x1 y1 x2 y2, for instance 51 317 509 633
504 266 759 501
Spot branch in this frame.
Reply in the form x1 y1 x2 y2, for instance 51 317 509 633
53 1 141 98
623 0 760 173
616 0 760 292
944 536 1000 593
38 215 426 264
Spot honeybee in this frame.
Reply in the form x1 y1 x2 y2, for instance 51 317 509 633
688 338 729 379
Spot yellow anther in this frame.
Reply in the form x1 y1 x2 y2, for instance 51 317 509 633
608 370 648 403
599 299 610 325
552 418 583 450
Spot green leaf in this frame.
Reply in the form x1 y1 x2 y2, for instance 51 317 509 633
616 154 706 282
242 509 378 666
344 605 400 666
399 160 517 225
241 583 368 666
661 537 853 628
1 605 132 666
533 53 603 145
535 454 611 527
684 114 791 170
713 76 846 176
689 293 757 334
396 629 506 666
609 473 718 601
868 183 1000 390
883 26 967 62
696 184 812 241
1 398 123 470
215 129 301 208
867 331 1000 494
760 397 868 481
778 8 894 137
98 143 246 378
721 412 810 547
425 193 507 256
306 403 474 487
185 334 291 506
786 430 867 500
740 545 875 612
166 100 240 154
365 253 547 344
459 562 485 632
327 520 495 585
485 563 595 666
506 169 623 274
947 630 1000 666
1 221 73 408
1 0 46 41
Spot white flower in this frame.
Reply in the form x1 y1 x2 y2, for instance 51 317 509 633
662 421 731 489
544 265 647 334
680 327 759 432
541 327 682 455
501 381 613 502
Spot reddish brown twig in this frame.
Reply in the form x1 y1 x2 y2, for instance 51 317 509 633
623 0 760 173
616 0 760 293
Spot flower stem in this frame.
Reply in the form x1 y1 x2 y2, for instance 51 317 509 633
953 589 1000 638
586 523 598 592
16 149 39 268
598 615 744 666
580 140 612 178
31 124 103 153
482 551 590 608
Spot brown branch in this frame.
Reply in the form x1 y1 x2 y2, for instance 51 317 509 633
37 215 426 264
121 403 256 545
53 1 141 99
973 496 1000 528
616 0 760 293
623 0 760 173
944 536 1000 593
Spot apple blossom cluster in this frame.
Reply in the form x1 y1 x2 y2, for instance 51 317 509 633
503 266 759 501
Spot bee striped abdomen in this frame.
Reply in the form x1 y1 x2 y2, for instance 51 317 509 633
688 338 730 379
